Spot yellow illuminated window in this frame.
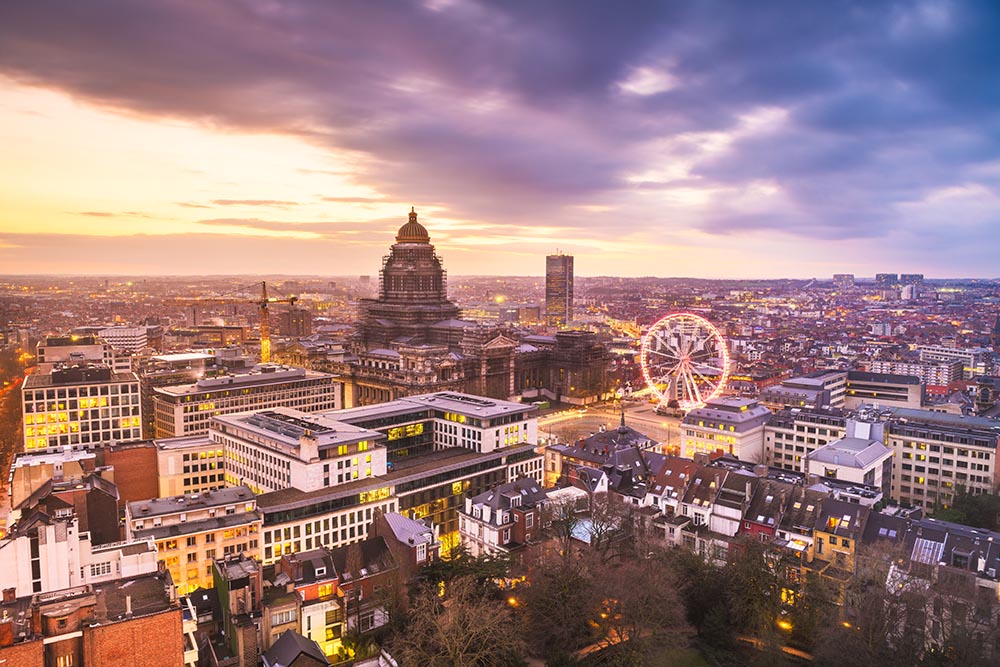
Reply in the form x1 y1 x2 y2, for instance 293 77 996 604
317 583 333 597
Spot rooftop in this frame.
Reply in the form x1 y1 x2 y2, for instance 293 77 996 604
213 408 383 449
809 437 892 469
128 486 255 519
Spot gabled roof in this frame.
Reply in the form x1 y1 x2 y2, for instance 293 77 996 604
649 456 698 501
262 630 329 667
382 512 437 548
814 497 868 539
680 466 726 508
744 479 795 528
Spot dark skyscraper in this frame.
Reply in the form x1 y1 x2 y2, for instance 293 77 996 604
545 253 574 327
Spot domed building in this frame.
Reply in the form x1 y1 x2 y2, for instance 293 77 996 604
340 208 611 408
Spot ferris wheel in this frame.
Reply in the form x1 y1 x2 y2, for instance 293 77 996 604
640 313 730 411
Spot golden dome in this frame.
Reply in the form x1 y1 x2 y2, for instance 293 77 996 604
396 207 430 243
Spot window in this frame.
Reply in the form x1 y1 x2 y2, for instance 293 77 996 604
186 536 197 547
416 543 427 562
272 609 297 626
317 583 333 597
89 561 113 577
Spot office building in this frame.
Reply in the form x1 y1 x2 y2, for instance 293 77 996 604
152 364 341 438
832 273 855 290
681 397 772 461
884 408 1000 509
545 253 574 327
22 364 141 452
844 370 924 409
900 273 924 287
758 370 847 411
247 392 541 562
764 406 848 471
125 486 263 595
213 408 386 494
35 335 129 373
156 434 227 497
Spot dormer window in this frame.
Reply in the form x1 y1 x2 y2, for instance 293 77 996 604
416 543 427 562
315 566 326 577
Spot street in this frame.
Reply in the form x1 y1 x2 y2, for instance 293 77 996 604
538 402 682 449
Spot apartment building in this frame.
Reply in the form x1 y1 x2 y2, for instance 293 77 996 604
917 345 992 379
125 486 262 595
869 359 964 387
153 364 340 437
458 477 547 557
806 437 893 499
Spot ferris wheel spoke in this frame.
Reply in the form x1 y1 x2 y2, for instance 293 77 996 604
688 369 705 405
647 348 681 362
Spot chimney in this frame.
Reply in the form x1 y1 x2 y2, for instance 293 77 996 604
125 595 132 616
753 464 769 478
1 589 15 604
0 616 13 648
693 452 710 466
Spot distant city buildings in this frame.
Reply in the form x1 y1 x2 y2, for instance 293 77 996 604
832 273 854 290
545 253 574 327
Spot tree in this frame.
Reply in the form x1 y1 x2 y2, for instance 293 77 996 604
392 576 526 667
724 537 787 667
419 544 516 594
812 540 928 667
590 554 690 660
521 551 596 662
663 548 734 649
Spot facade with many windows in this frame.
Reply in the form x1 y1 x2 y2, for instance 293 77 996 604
125 486 262 595
681 397 772 461
885 408 1000 509
211 408 386 494
764 407 848 471
156 434 227 497
22 365 141 452
153 364 340 438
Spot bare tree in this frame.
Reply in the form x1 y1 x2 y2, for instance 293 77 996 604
393 576 525 667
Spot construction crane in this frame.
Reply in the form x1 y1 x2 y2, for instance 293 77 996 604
182 281 298 363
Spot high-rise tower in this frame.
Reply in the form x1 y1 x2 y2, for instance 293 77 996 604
545 253 574 328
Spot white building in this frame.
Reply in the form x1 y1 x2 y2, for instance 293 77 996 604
681 397 772 462
806 436 894 499
153 364 341 437
98 325 155 353
212 408 386 494
917 345 992 380
869 359 963 387
0 516 158 597
22 364 142 452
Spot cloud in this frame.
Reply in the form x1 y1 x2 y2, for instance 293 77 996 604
211 199 301 207
1 0 999 271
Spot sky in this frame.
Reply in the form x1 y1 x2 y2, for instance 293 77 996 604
0 0 999 279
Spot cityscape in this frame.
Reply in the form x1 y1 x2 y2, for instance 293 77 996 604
2 2 1000 667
